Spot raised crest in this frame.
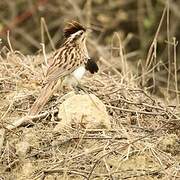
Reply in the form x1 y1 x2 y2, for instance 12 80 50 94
64 20 86 38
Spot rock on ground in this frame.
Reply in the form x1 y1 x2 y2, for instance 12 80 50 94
54 93 111 132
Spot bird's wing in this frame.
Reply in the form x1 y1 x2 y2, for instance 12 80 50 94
44 50 79 83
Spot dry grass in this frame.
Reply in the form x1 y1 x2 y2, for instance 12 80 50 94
0 1 180 179
0 0 180 99
0 45 179 179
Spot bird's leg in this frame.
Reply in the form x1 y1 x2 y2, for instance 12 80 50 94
73 82 85 94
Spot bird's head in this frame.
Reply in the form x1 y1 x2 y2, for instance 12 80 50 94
63 21 88 44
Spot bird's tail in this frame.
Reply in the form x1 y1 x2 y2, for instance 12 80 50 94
28 81 57 116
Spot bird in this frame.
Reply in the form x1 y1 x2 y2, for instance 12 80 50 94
28 20 98 116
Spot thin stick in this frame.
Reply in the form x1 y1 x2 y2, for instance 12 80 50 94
7 31 13 52
41 17 45 45
145 7 167 70
6 109 58 130
40 17 56 51
0 128 5 154
115 32 127 79
106 105 165 116
42 169 88 179
173 37 179 106
167 0 171 97
109 97 164 111
40 43 48 67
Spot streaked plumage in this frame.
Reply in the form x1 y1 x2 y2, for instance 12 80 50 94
28 21 98 116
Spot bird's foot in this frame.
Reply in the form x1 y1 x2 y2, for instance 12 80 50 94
73 84 86 94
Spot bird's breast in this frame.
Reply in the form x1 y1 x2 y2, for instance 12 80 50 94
72 65 86 80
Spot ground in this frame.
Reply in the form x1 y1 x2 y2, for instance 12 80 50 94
0 52 179 179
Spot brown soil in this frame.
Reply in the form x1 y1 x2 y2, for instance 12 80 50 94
0 52 179 180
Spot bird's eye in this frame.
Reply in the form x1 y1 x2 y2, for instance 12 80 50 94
80 31 83 35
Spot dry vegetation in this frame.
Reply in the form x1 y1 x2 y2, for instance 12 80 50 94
0 0 180 179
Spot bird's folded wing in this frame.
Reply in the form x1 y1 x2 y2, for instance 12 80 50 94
44 55 79 83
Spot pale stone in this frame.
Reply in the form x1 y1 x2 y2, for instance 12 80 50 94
0 128 5 154
16 141 30 157
54 93 111 132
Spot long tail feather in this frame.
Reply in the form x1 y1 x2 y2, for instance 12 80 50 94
28 81 57 116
